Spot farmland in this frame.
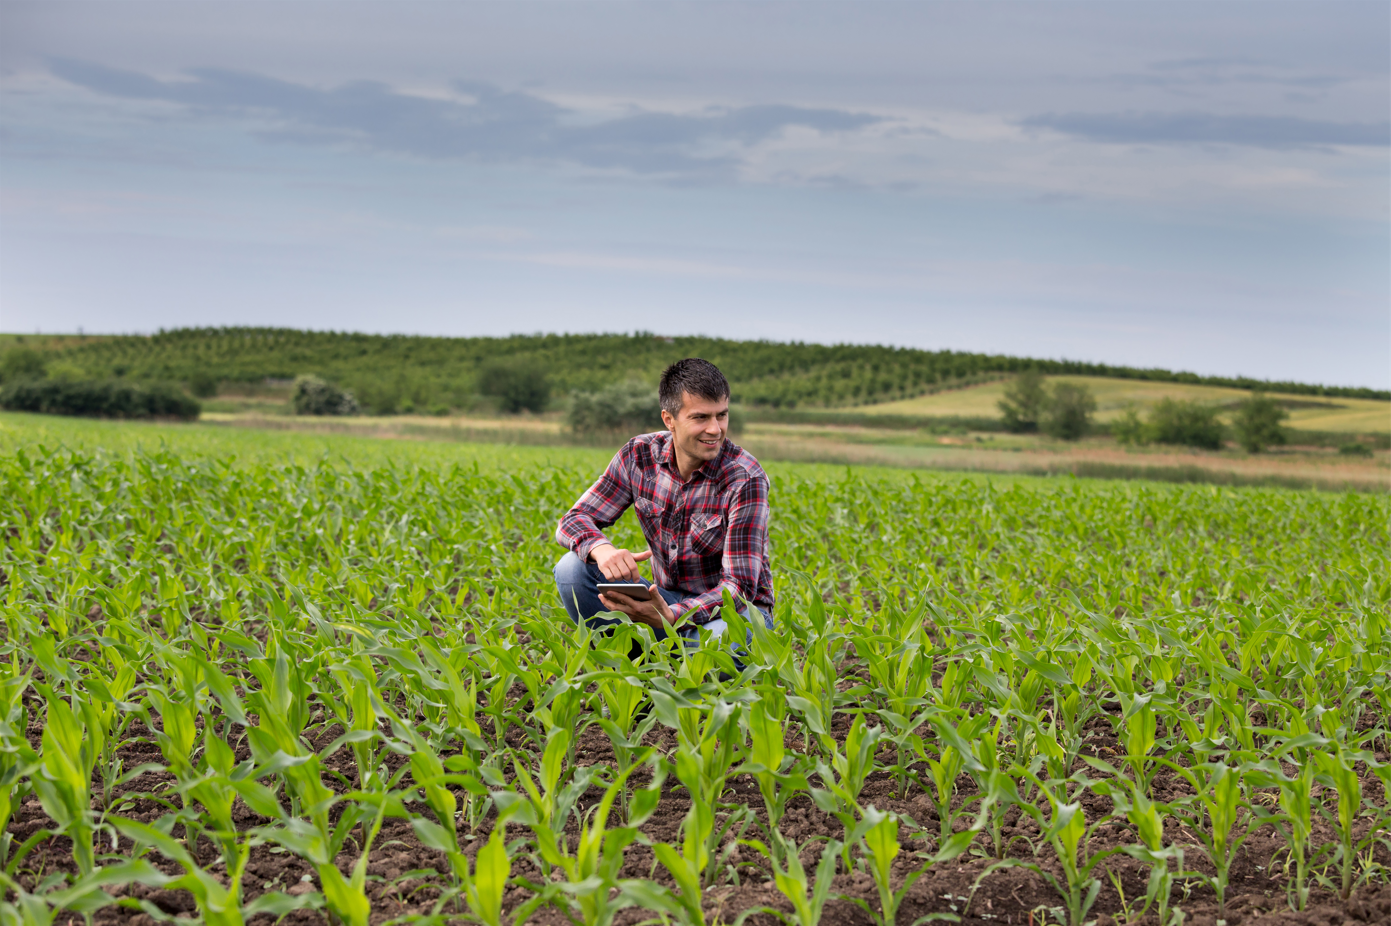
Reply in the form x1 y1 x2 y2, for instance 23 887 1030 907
2 413 1390 926
858 376 1391 436
4 329 1385 417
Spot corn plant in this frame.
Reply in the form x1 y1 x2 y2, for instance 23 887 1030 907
668 699 751 887
1154 758 1270 919
980 769 1124 926
736 833 841 926
848 807 970 926
115 814 319 926
30 687 104 875
739 688 810 830
1313 748 1384 900
495 726 606 875
1093 773 1183 925
810 715 885 864
519 760 665 926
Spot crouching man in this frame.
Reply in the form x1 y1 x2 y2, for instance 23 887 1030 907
553 358 774 650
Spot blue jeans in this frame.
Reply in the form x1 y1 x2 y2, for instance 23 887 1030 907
552 551 772 650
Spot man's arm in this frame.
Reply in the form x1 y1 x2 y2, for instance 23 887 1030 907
556 444 647 580
670 474 770 625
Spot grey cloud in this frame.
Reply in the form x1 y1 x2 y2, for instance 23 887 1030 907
47 58 882 176
1021 111 1389 148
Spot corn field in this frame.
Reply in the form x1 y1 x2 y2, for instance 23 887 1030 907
1 422 1389 926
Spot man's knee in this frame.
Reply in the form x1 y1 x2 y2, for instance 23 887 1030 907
554 551 592 586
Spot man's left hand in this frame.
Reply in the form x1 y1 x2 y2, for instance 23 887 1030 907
598 585 679 631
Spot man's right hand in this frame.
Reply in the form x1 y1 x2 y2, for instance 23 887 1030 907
590 543 653 582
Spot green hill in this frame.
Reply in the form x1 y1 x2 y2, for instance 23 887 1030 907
2 327 1385 415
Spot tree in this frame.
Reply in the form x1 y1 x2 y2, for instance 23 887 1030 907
0 347 47 384
1147 398 1224 450
998 370 1046 433
1042 382 1096 441
567 381 663 438
292 374 359 416
478 358 550 413
1231 392 1288 453
188 370 220 398
1112 405 1148 446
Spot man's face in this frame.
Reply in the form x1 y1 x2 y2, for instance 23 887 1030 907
662 392 729 466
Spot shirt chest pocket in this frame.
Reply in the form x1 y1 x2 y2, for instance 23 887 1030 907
690 513 725 556
635 498 665 531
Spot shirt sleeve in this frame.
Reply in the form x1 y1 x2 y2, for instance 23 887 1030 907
555 444 635 563
669 471 769 625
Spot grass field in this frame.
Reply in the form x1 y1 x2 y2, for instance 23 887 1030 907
180 409 1391 493
2 414 1389 926
860 376 1391 434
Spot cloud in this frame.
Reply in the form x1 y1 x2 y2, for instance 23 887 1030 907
46 58 883 177
1020 110 1390 148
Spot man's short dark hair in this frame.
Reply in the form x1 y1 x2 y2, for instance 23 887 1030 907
659 358 730 416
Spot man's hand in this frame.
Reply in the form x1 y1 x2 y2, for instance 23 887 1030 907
598 585 679 631
590 543 652 582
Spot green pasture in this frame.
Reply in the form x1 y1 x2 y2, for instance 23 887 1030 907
1 413 1388 925
860 375 1391 435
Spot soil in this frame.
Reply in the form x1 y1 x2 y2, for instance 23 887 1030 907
11 695 1391 926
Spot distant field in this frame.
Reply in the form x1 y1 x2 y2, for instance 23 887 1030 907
861 375 1391 434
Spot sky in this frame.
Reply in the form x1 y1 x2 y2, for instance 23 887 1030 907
0 2 1387 389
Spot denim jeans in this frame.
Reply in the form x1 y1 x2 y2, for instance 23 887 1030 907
552 551 773 651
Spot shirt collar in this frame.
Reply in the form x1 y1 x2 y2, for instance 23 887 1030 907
657 432 728 482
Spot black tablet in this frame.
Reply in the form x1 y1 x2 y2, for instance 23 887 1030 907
596 582 654 602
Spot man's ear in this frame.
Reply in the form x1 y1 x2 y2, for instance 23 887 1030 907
660 408 675 431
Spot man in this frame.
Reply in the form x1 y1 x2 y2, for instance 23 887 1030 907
553 358 774 647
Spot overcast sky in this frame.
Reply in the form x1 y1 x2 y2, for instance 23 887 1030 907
1 1 1387 387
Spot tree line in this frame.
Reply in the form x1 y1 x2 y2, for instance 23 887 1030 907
2 327 1383 420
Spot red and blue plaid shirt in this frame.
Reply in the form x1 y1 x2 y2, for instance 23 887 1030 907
556 432 774 625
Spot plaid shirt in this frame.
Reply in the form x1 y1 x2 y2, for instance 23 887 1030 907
556 432 774 625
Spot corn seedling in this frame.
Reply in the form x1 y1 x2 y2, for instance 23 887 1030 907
735 834 841 926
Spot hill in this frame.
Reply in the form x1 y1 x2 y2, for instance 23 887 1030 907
2 327 1386 415
860 375 1390 435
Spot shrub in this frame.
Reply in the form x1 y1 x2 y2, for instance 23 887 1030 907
998 370 1046 433
188 370 220 398
1147 398 1225 449
478 357 550 413
0 347 47 384
1041 382 1096 441
0 380 200 420
1112 405 1147 446
567 381 664 438
1230 392 1289 453
292 374 359 416
48 360 93 383
1339 442 1373 457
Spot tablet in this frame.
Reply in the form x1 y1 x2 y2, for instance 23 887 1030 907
596 582 655 602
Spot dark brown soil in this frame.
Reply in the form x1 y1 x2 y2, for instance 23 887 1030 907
11 703 1390 926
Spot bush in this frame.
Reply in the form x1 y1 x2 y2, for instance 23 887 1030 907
998 370 1045 433
1113 405 1147 446
478 358 550 413
45 360 90 383
188 370 220 398
1230 392 1288 453
0 380 200 420
1041 382 1096 441
567 381 664 438
1146 398 1225 449
0 348 47 384
292 374 359 416
1339 442 1373 457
